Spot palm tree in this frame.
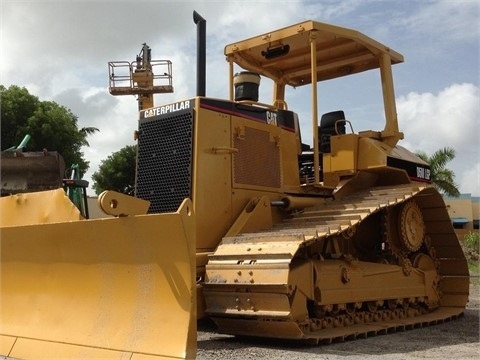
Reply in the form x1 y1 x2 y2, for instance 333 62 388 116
415 147 460 197
79 126 100 147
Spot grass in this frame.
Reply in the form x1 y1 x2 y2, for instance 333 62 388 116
463 231 480 284
468 262 479 285
468 261 479 273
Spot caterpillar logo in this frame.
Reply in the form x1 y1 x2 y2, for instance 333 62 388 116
142 100 191 118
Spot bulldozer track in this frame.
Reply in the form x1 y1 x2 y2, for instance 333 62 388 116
204 183 470 343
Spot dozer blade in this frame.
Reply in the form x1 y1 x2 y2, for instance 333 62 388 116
0 190 196 359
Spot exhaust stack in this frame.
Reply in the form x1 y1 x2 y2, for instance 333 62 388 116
193 11 206 97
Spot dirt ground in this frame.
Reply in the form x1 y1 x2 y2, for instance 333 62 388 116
197 283 480 360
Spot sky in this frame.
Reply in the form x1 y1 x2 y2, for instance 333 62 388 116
1 0 479 196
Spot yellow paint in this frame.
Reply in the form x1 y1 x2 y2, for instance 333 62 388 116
0 191 196 359
0 189 82 227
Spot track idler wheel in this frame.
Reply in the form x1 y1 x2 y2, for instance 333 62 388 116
399 200 425 252
411 253 436 271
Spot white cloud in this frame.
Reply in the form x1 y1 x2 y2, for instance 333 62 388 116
396 0 479 43
398 83 480 195
459 163 480 196
398 83 479 152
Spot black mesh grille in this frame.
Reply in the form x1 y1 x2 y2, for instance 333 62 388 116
136 109 194 213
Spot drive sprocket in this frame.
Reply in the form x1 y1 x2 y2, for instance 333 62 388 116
398 200 425 252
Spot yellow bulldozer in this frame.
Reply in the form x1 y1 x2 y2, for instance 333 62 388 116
0 14 469 360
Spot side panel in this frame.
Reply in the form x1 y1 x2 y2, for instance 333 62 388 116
356 138 431 183
193 102 233 252
325 133 358 174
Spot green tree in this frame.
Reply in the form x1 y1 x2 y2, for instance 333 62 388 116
415 147 460 197
1 85 98 176
92 145 137 195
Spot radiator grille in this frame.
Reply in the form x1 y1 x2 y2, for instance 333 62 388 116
136 109 194 213
233 127 281 188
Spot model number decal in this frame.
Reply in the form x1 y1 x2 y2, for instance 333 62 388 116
416 166 431 180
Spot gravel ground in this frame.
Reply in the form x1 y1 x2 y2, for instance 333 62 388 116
197 283 480 360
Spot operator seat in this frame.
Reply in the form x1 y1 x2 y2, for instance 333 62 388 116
319 110 346 153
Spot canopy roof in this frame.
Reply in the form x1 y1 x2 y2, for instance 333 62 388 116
225 20 404 87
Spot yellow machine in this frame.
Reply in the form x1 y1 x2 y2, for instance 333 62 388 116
1 134 66 196
1 150 65 196
0 16 469 359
